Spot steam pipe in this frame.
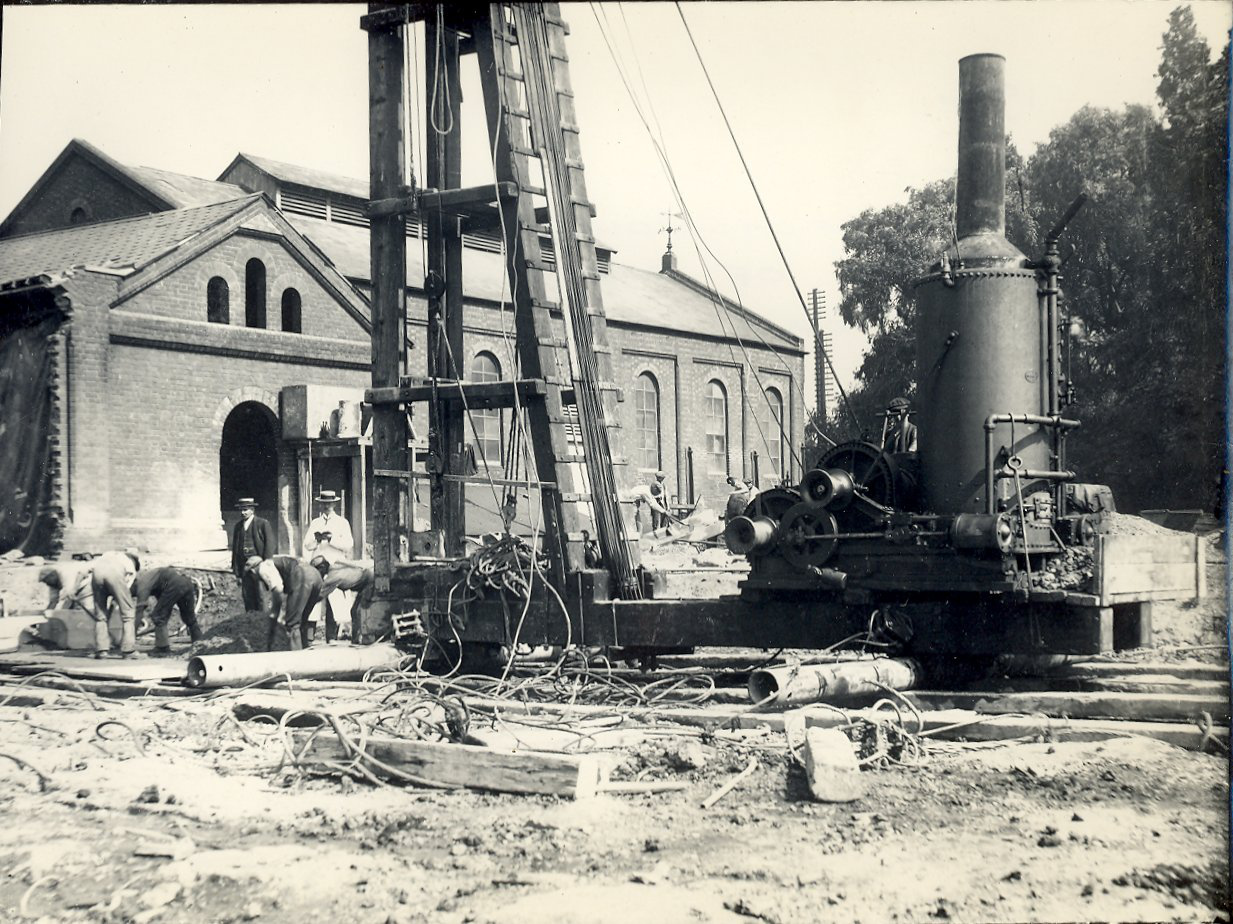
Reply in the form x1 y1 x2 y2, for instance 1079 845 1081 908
956 54 1006 239
983 413 1080 513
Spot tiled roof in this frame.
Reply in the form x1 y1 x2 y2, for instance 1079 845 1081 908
231 153 369 201
124 165 248 209
285 215 803 353
0 197 258 284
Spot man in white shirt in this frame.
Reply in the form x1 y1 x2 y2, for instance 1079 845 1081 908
302 489 355 641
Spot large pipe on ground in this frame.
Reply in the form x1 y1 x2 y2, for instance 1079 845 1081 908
748 657 921 706
186 643 403 689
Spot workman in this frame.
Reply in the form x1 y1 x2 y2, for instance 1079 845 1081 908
133 566 203 654
628 483 672 538
231 497 274 612
883 396 918 453
37 561 95 614
580 529 603 568
649 471 671 533
302 489 356 637
248 554 324 651
724 476 755 522
90 549 141 659
310 555 373 643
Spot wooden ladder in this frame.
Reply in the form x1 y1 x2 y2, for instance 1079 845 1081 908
471 2 641 591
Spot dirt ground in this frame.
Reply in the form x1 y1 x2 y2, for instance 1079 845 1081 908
0 530 1225 924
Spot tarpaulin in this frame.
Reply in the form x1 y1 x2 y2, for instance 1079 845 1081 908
0 308 62 554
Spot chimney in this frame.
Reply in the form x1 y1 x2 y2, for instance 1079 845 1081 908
956 53 1006 239
661 249 677 274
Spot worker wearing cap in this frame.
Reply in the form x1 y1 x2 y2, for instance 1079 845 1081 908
628 482 672 538
248 554 324 651
724 476 755 522
231 497 274 612
649 471 671 533
883 397 918 453
37 561 95 615
310 556 374 643
90 549 141 659
133 566 202 654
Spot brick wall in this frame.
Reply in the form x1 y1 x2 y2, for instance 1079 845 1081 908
119 233 370 342
3 156 160 238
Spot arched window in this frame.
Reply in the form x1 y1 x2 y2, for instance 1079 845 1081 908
245 259 266 328
470 352 502 465
704 379 728 476
281 288 302 333
207 277 230 324
633 372 661 471
764 387 784 483
69 206 90 225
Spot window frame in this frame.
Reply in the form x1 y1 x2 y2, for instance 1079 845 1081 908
632 371 662 472
207 276 230 325
704 379 729 477
469 351 503 466
244 259 266 329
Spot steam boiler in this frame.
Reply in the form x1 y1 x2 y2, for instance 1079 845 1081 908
725 54 1165 658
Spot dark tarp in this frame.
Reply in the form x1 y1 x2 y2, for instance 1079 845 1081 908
0 292 64 555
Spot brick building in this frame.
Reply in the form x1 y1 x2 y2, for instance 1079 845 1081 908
0 139 804 555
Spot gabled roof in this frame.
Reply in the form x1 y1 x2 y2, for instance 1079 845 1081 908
0 196 260 284
221 152 369 201
0 139 173 236
284 214 803 354
122 164 248 209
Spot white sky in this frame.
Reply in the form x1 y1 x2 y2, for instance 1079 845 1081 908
1 1 1229 398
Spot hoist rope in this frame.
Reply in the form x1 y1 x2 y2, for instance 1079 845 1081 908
674 2 865 438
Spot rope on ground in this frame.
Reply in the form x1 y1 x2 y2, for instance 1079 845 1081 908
0 752 54 792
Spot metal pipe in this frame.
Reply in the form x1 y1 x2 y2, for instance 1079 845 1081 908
186 643 403 689
748 657 921 706
983 413 1080 513
994 469 1076 482
724 516 776 555
956 54 1006 239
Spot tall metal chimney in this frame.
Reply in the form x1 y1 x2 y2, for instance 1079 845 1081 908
955 54 1006 240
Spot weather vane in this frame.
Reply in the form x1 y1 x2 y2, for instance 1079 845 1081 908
659 210 683 252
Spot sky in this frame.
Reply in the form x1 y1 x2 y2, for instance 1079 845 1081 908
1 1 1229 400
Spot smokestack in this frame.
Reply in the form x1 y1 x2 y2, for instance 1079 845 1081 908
955 54 1006 239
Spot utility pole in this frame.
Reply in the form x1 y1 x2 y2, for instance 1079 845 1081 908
808 288 833 422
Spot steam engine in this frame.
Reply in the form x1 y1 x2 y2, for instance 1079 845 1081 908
726 55 1102 636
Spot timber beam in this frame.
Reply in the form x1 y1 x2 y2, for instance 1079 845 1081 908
366 377 547 409
368 181 518 219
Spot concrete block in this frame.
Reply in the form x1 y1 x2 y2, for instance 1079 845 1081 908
802 727 865 803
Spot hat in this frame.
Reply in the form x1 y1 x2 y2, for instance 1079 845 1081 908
309 555 330 572
236 497 257 509
655 470 666 479
244 555 263 572
887 396 910 412
316 489 341 504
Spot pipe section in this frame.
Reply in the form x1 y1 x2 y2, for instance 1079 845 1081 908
186 643 403 689
748 657 921 706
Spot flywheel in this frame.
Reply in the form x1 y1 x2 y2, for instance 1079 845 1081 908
777 502 840 570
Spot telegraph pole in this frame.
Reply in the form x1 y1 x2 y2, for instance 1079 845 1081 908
808 288 833 422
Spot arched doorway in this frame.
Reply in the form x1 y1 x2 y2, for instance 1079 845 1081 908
219 401 278 534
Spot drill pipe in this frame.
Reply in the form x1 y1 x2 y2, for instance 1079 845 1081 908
748 657 921 706
186 643 402 689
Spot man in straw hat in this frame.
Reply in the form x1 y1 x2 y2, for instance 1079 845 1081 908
303 488 355 639
231 497 274 612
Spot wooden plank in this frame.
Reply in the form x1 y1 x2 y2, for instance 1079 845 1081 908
293 731 600 799
458 698 1227 750
1060 660 1229 681
906 690 1229 723
0 654 185 683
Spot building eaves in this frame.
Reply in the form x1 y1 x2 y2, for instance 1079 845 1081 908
662 266 804 350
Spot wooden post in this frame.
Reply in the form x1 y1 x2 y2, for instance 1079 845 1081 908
425 16 466 556
367 4 408 592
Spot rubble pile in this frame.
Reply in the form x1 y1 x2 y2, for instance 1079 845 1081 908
189 612 287 656
1031 545 1094 591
